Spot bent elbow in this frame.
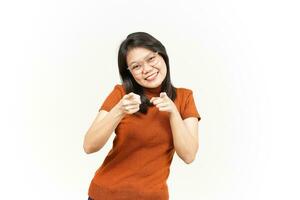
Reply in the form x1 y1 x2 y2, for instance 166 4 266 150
184 156 195 164
83 144 92 154
184 151 198 164
184 145 199 164
83 142 103 154
83 142 97 154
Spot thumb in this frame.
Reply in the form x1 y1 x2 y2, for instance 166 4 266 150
125 92 134 98
160 92 167 98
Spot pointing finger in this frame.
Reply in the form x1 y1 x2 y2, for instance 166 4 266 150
125 92 134 99
160 92 167 98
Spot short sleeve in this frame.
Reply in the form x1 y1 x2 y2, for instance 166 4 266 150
181 90 201 121
98 84 123 112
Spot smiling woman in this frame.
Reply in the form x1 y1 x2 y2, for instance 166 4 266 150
84 32 201 200
126 47 167 91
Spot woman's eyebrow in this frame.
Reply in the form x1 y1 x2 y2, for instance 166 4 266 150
128 52 153 66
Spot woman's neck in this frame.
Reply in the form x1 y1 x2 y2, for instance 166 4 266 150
143 85 162 97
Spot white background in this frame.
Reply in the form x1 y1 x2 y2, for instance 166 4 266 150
1 0 299 199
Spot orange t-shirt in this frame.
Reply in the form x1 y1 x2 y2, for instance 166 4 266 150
88 84 201 200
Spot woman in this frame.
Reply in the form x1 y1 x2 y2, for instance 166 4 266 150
84 32 201 200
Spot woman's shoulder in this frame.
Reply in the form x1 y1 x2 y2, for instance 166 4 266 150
101 83 125 98
113 83 124 90
175 86 194 95
111 83 126 96
173 86 196 104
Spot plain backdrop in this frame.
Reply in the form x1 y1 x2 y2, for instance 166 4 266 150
1 0 299 199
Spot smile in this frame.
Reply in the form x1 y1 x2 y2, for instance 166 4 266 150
145 72 158 81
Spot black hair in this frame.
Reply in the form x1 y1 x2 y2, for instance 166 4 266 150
117 32 177 114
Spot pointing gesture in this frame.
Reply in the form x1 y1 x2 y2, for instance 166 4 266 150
150 92 177 115
118 92 141 115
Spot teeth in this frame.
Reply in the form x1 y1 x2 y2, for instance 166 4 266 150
146 72 157 80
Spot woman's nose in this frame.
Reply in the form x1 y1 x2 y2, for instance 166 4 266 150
142 62 153 73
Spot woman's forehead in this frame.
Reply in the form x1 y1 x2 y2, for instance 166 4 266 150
127 47 154 64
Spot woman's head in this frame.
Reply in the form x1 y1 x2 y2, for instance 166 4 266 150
117 32 177 114
126 47 167 89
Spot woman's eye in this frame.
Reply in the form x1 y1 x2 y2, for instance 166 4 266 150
149 56 155 61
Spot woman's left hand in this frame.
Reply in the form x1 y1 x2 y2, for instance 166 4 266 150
150 92 177 115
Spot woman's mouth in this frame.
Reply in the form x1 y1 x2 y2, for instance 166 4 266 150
145 72 158 81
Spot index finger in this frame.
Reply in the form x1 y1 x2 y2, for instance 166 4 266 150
124 92 135 99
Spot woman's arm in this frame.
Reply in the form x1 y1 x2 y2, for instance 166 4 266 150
150 92 199 164
169 109 199 164
83 101 126 154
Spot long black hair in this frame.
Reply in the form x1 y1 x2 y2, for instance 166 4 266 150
118 32 177 114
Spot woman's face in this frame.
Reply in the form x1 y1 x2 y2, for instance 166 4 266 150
126 47 167 88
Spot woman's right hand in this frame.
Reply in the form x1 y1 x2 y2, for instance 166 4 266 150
118 92 141 115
